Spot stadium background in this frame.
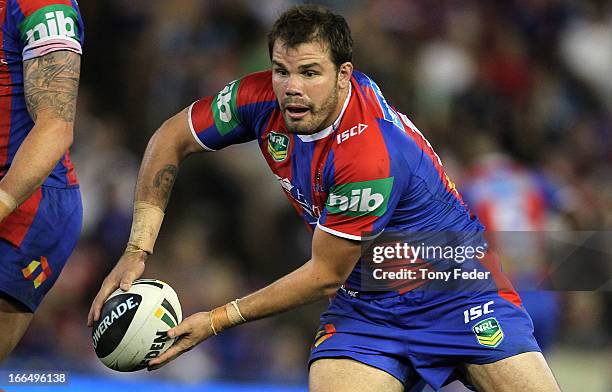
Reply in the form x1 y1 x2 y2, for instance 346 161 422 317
3 0 611 391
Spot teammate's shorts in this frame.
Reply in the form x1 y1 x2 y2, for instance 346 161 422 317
309 284 541 391
0 186 82 312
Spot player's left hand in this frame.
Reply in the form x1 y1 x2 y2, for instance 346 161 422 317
147 311 214 370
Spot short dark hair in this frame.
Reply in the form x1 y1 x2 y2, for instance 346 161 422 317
267 5 353 68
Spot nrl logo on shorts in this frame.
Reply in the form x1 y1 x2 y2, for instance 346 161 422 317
268 131 289 162
472 317 504 348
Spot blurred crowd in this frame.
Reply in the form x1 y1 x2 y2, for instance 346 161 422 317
7 0 611 388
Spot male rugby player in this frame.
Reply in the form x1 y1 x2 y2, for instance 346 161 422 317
0 0 84 361
89 5 560 391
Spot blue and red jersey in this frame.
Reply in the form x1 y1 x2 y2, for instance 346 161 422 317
0 0 84 187
189 70 485 287
0 0 84 246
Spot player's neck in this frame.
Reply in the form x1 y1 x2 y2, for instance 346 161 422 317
320 83 351 132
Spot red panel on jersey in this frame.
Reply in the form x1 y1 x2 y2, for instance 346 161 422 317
479 251 523 308
236 71 274 107
322 100 391 238
63 150 78 185
190 97 215 132
398 113 465 205
360 85 385 119
260 111 303 219
0 187 43 247
15 0 72 16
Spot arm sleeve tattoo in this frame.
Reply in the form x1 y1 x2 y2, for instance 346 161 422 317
23 50 81 123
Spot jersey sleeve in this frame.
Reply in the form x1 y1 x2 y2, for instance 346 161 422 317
10 0 84 61
317 125 404 241
188 71 277 151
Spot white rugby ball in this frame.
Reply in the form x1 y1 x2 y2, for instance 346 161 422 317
92 279 182 372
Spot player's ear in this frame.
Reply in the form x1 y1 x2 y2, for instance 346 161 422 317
337 62 353 89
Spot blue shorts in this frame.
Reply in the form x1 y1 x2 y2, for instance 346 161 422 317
309 286 540 391
0 186 82 311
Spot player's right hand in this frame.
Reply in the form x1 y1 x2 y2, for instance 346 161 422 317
87 251 147 327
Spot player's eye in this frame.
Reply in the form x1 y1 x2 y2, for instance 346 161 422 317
274 68 288 76
304 71 317 77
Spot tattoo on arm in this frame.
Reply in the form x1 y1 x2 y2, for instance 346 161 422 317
23 50 81 122
153 164 178 207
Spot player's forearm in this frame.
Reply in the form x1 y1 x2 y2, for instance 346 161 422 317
205 259 346 335
133 127 182 210
207 229 362 334
134 107 202 208
201 259 341 335
0 121 73 220
240 258 342 319
126 110 199 254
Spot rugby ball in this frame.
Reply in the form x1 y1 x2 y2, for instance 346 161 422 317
92 279 182 372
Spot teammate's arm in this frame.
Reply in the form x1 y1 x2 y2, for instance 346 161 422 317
0 51 80 221
148 227 362 369
87 108 204 326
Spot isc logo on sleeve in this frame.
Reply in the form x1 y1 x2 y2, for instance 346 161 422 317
19 5 80 44
336 123 368 145
326 177 394 217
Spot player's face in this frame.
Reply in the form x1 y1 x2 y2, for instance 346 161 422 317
271 39 352 134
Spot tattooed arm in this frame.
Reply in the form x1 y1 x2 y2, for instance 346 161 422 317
88 107 205 326
0 50 80 221
134 108 202 208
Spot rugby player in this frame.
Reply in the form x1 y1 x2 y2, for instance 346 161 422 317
89 5 560 391
0 0 84 361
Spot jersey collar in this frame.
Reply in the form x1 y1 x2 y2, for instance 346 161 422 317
297 82 352 143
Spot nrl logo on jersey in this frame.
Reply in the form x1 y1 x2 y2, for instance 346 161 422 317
19 5 80 45
268 131 290 162
326 177 394 217
472 317 504 348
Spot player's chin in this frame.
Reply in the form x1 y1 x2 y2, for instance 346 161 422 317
287 125 317 135
284 116 318 135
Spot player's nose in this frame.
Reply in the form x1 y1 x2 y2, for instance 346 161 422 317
285 74 303 96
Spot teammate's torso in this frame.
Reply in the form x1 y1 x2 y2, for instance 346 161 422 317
0 0 84 187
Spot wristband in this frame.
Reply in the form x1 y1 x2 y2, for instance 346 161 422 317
127 201 164 254
0 187 17 213
210 300 247 335
229 299 247 323
210 305 230 335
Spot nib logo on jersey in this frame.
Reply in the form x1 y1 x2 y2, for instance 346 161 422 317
212 80 240 135
327 177 394 217
19 5 80 45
